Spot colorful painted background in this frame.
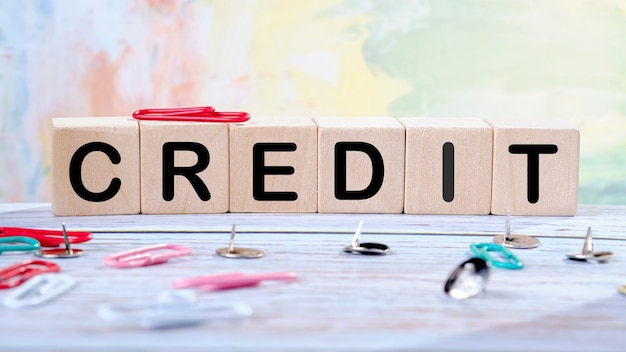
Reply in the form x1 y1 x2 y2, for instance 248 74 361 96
1 0 625 204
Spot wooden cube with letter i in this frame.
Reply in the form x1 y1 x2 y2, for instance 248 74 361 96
140 120 229 214
229 116 317 212
51 117 140 216
490 120 580 216
315 117 405 213
400 117 493 215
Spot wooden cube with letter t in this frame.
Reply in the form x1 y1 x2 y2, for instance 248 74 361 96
140 121 229 214
315 117 405 213
51 117 140 216
490 120 580 216
229 116 317 212
400 117 493 215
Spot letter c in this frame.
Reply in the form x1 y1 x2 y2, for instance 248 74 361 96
69 142 122 202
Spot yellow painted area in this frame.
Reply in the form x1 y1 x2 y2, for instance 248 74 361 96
229 0 409 115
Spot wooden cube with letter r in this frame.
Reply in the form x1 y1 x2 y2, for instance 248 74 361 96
490 120 579 216
51 117 140 216
140 121 229 214
315 117 405 213
229 116 317 212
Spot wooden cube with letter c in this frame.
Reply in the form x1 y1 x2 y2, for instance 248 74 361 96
140 120 229 214
490 120 579 216
51 117 140 216
315 117 405 213
229 116 318 212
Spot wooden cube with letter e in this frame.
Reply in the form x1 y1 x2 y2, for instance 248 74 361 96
400 117 493 215
229 116 318 212
51 117 140 216
140 121 229 214
315 117 405 213
490 120 579 216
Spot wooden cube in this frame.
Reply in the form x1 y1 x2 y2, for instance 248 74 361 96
400 118 492 215
140 121 229 214
51 117 140 216
490 120 579 216
229 116 317 212
315 117 405 213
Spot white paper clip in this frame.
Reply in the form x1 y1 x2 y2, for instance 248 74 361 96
97 291 253 329
3 273 77 309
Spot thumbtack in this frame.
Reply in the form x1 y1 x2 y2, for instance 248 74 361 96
35 223 83 259
216 225 263 259
565 227 613 263
493 210 540 249
343 220 389 255
444 257 490 299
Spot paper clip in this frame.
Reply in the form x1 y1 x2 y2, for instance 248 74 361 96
0 236 41 254
103 243 192 268
0 260 60 289
469 243 524 270
172 272 298 291
3 273 76 309
97 290 253 329
132 106 250 123
0 226 93 247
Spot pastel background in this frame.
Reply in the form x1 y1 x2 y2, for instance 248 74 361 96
1 0 625 204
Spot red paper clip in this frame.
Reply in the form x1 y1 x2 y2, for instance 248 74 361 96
0 227 93 248
0 260 60 289
132 106 250 123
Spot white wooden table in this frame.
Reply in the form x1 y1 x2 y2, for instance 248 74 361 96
1 204 625 351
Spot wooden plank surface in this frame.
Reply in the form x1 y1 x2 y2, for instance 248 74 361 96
1 204 625 351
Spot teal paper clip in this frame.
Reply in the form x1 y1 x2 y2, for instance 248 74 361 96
469 242 524 270
0 236 41 254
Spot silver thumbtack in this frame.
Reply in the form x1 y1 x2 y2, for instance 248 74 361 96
566 227 613 263
444 257 490 299
35 223 83 259
216 225 264 259
493 210 540 249
343 220 389 255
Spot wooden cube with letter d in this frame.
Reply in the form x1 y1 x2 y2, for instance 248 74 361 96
315 117 405 213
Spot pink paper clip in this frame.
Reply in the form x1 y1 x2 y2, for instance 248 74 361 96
103 244 192 269
172 272 297 291
132 106 250 123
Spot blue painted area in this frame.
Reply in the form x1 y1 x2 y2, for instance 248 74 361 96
36 0 54 16
8 55 29 131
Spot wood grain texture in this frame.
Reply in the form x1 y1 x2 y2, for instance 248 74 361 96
400 118 492 215
489 120 579 216
315 117 405 213
139 121 229 214
229 116 317 212
1 204 625 351
51 117 140 216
